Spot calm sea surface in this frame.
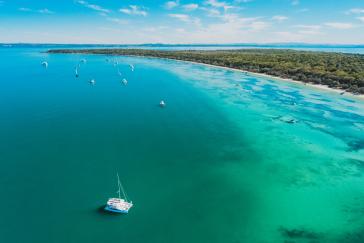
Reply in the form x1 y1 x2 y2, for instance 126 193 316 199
0 47 364 242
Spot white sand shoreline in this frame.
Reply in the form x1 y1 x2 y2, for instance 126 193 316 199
173 59 364 101
118 54 364 101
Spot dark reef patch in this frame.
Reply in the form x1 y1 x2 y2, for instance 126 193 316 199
338 228 364 243
347 158 364 169
347 139 364 152
279 226 323 241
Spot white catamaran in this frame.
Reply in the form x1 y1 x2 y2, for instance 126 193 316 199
105 173 133 214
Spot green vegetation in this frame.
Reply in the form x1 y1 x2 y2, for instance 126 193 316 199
48 49 364 94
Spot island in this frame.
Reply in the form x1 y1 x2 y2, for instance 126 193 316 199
48 49 364 95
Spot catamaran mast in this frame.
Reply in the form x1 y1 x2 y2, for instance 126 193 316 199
117 173 128 201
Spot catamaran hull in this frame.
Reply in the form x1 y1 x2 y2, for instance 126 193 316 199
104 205 129 214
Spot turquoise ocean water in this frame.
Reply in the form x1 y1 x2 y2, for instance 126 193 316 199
0 47 364 242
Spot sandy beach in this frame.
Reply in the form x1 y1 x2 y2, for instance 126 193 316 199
119 54 364 101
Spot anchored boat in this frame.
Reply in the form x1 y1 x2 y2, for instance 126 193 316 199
105 173 133 214
159 100 166 108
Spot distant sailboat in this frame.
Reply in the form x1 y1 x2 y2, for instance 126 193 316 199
41 61 48 68
117 67 122 77
105 173 133 214
129 64 134 72
75 66 79 78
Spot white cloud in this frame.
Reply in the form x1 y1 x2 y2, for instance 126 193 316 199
106 18 128 25
291 0 299 6
205 0 226 7
19 7 31 12
295 24 321 30
142 26 168 32
18 7 54 14
250 21 270 31
38 8 54 14
294 25 322 35
201 14 269 35
166 14 271 43
347 8 364 14
200 7 221 17
324 22 354 29
204 0 233 11
164 1 179 10
183 4 199 11
272 15 288 22
168 13 201 25
234 0 253 3
120 5 147 16
357 16 364 22
168 13 190 22
77 1 110 13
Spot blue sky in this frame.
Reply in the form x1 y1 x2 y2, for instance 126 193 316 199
0 0 364 44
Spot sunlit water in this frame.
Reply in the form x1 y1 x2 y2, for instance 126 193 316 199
0 47 364 243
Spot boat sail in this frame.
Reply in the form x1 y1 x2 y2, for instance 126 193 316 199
104 173 133 214
75 66 79 78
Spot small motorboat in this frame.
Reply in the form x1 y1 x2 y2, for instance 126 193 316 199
279 115 297 124
159 100 166 108
104 173 133 214
89 79 96 85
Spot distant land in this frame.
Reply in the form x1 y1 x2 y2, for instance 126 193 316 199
2 43 364 49
48 48 364 95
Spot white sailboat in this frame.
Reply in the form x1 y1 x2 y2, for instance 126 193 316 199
75 66 79 78
41 61 48 68
121 78 128 85
104 173 133 214
129 64 134 72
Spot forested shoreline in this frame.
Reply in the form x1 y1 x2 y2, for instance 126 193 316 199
48 49 364 94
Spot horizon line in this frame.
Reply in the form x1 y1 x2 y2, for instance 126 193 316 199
2 42 364 47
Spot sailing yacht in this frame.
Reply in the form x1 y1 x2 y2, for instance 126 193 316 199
104 173 133 214
41 61 48 68
121 78 128 85
75 66 79 78
129 64 134 72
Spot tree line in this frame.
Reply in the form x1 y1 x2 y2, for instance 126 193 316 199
48 48 364 94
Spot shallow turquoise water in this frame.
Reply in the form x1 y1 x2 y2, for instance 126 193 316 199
0 48 364 243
